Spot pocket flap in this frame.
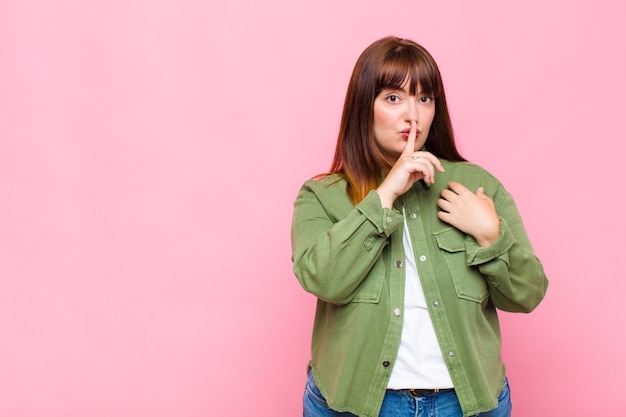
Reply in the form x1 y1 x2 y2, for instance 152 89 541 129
433 227 466 253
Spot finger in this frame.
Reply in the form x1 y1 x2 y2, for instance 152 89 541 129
410 156 435 184
412 151 445 173
476 187 494 203
424 159 436 183
440 188 458 202
437 198 452 212
401 121 418 156
447 181 470 195
437 210 452 225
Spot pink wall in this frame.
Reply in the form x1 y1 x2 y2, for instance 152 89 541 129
1 0 624 415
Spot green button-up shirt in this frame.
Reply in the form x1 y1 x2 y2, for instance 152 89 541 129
291 160 548 417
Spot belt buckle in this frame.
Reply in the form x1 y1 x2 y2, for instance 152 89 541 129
408 388 440 397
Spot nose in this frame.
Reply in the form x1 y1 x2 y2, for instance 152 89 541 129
404 100 419 122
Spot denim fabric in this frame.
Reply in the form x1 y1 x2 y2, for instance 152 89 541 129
303 372 512 417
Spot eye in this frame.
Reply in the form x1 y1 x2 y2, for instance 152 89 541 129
419 96 435 104
386 94 401 103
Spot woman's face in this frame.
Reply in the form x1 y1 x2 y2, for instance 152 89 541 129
372 81 435 159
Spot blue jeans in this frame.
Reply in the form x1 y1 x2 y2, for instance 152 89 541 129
303 372 512 417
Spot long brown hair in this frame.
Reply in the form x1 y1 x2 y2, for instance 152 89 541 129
329 37 465 204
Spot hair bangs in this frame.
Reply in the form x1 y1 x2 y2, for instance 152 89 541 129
376 49 440 98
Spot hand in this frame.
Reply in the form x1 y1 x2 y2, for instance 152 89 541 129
376 121 444 208
437 182 500 247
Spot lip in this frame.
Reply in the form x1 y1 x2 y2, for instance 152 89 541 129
401 128 421 139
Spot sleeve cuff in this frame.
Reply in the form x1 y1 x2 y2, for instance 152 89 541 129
356 190 404 237
465 217 514 266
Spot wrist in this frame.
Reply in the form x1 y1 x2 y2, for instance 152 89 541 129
475 235 497 248
474 221 501 248
375 186 397 209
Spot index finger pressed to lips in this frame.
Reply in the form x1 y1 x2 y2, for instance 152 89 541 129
401 121 418 156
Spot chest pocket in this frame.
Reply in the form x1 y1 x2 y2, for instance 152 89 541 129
433 227 489 303
351 260 385 303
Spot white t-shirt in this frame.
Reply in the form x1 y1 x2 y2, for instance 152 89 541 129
387 213 454 390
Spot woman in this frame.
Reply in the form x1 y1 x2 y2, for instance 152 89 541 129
291 37 548 417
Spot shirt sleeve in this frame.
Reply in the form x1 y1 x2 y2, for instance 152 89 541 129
462 184 548 312
291 185 403 305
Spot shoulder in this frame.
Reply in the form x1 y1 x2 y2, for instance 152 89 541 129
441 160 502 185
297 174 355 216
440 160 511 204
301 173 348 194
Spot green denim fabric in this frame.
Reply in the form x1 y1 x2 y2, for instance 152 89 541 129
291 160 548 417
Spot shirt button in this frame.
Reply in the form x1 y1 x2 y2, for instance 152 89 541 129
386 216 392 222
448 352 455 358
395 260 403 268
393 308 401 317
419 255 427 262
410 213 417 218
383 361 391 368
433 301 440 308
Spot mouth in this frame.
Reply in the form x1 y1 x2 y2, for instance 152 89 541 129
401 128 421 139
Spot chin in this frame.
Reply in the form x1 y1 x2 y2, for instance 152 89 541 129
381 149 402 162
